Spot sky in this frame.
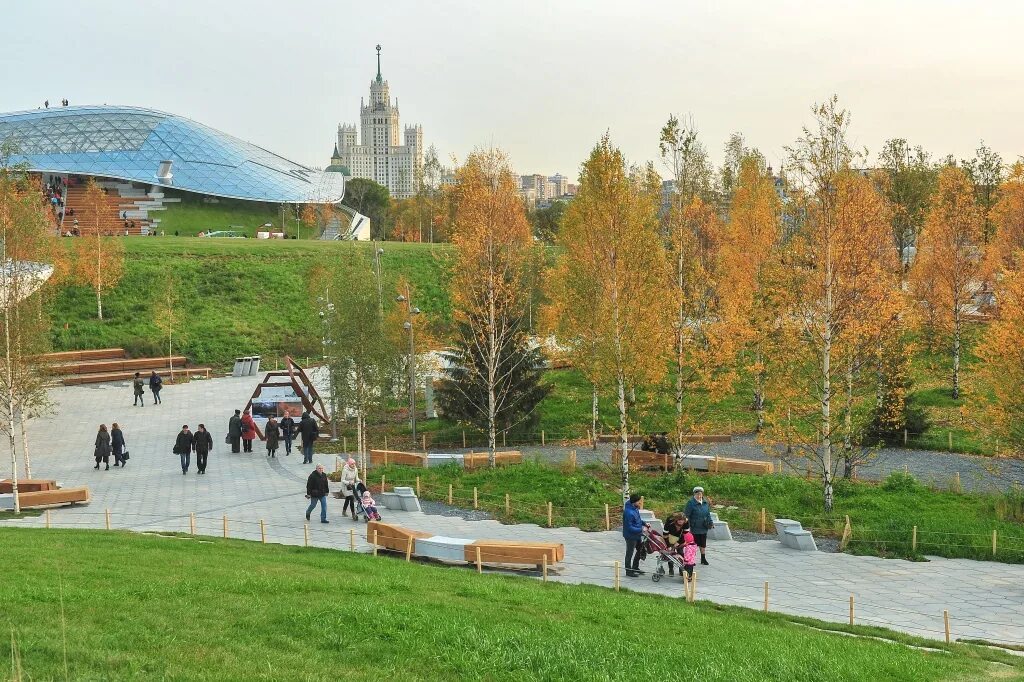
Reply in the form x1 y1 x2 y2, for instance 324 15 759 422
3 1 1024 180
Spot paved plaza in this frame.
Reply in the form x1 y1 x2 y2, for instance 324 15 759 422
3 375 1024 647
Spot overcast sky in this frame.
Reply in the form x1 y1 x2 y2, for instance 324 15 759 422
3 1 1023 179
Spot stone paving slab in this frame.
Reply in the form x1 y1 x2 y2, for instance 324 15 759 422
3 375 1024 647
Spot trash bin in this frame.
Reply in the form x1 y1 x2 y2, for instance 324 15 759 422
232 357 245 377
240 357 252 376
248 356 261 376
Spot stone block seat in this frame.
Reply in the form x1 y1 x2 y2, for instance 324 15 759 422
366 521 564 569
706 512 733 541
774 518 817 551
392 486 422 512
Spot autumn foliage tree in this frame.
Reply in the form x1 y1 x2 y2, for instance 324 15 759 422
910 165 989 400
73 178 124 319
972 267 1024 452
990 161 1024 270
545 135 673 500
445 148 535 467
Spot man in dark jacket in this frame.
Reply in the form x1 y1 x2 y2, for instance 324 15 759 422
227 409 242 453
305 463 330 523
298 412 318 464
280 415 296 456
149 370 163 404
174 425 194 475
193 423 214 474
622 493 646 577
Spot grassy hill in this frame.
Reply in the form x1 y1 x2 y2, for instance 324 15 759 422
2 528 1018 681
153 190 304 238
48 238 452 368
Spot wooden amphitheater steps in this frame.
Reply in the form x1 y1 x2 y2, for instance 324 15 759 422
63 184 147 235
37 348 213 385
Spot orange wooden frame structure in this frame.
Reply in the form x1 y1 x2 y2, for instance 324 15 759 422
242 356 330 440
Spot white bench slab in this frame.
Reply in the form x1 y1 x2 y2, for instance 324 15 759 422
393 486 422 512
378 491 401 510
774 518 817 551
706 512 732 541
639 509 664 533
415 535 473 562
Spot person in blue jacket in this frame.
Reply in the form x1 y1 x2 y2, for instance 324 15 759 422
622 492 647 577
684 486 713 565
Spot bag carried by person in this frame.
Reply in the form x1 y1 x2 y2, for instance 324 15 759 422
224 434 231 444
123 450 130 460
173 444 180 454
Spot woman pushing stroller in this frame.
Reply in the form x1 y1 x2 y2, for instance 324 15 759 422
340 458 360 521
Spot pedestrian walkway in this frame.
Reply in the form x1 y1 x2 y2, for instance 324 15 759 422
4 375 1024 647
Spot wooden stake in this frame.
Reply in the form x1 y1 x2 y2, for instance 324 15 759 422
948 431 953 451
639 496 644 510
547 501 553 528
542 554 548 582
943 610 951 644
45 510 50 529
605 504 610 531
690 570 697 602
422 434 427 452
840 515 852 551
473 487 478 509
849 594 855 626
992 529 998 556
475 545 482 573
381 475 386 492
260 519 266 543
343 436 347 452
349 528 355 551
903 428 908 445
223 515 228 539
335 456 340 473
448 484 453 505
384 435 388 452
763 581 769 612
462 430 466 448
405 536 413 562
954 471 961 492
505 493 510 515
189 512 196 535
541 430 545 446
912 525 917 552
760 508 766 534
105 508 111 530
614 561 620 591
372 529 378 556
502 431 506 447
416 475 421 498
304 523 309 547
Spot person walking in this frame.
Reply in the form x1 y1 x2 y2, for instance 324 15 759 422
227 409 242 453
280 414 296 456
298 411 318 464
305 463 330 524
684 486 713 566
663 512 689 576
111 422 127 468
94 424 112 470
132 372 145 407
149 370 163 404
240 410 257 453
193 423 213 474
174 425 194 475
622 492 646 577
340 457 359 520
265 417 280 458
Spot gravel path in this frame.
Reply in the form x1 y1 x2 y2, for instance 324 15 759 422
436 437 1023 493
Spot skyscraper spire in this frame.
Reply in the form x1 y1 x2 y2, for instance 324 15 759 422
375 44 382 83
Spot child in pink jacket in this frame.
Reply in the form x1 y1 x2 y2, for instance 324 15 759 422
681 530 698 580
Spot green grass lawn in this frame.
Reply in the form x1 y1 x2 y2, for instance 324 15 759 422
2 528 1018 681
152 191 305 238
48 239 452 369
362 462 1024 563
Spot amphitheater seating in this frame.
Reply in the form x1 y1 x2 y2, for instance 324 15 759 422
0 479 58 494
38 347 213 385
17 487 91 509
368 449 427 467
365 520 565 568
462 451 523 469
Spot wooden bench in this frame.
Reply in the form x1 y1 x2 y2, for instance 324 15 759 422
17 486 90 509
0 479 58 494
463 540 564 566
462 451 522 469
366 521 431 553
368 449 426 468
611 449 674 470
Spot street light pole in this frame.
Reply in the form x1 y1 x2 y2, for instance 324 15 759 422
373 242 384 315
397 285 420 442
318 289 338 442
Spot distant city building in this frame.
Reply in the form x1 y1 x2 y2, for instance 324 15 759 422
331 45 423 199
519 172 574 206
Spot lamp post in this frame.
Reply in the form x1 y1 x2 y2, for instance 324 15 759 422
317 291 338 441
396 286 420 441
373 242 385 315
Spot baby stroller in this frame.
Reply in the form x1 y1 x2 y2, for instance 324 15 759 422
642 526 684 582
352 481 381 523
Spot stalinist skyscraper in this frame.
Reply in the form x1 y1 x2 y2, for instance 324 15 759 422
330 45 423 199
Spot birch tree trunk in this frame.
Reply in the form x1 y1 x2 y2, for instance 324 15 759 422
843 357 854 479
822 233 834 512
19 409 31 479
952 305 961 400
4 305 18 514
591 385 599 451
754 346 765 432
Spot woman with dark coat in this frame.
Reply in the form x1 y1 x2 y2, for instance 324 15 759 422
240 410 257 453
94 424 112 470
111 423 127 467
265 417 280 458
193 424 213 474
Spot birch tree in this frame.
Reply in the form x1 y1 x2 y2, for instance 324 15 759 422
446 149 534 467
911 165 989 400
73 178 123 320
545 135 673 500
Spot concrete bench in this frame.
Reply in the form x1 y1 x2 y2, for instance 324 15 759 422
639 509 664 533
774 518 817 551
393 486 421 512
366 522 564 569
706 512 733 541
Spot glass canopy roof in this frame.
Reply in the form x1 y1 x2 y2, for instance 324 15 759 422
0 106 344 204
